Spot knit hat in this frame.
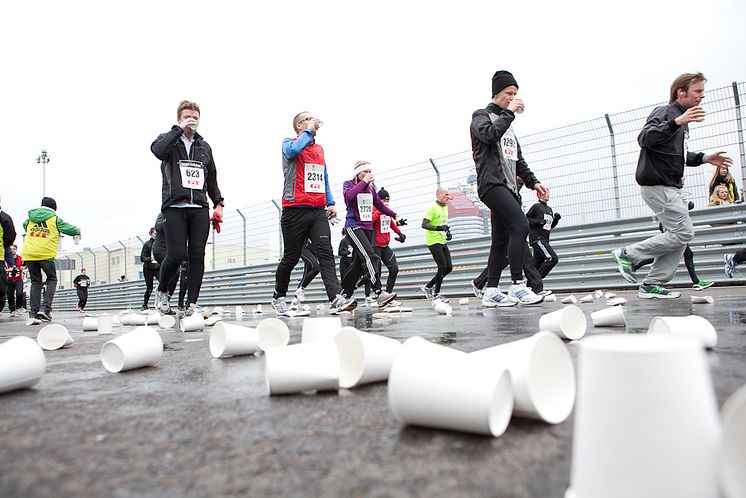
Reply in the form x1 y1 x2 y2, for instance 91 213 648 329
492 70 518 97
41 196 57 211
378 187 390 200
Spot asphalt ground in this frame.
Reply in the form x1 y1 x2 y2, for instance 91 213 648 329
1 286 745 498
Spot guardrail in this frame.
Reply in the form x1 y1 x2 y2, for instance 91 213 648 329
53 204 746 311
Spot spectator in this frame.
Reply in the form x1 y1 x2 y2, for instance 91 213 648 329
709 185 733 206
708 165 739 203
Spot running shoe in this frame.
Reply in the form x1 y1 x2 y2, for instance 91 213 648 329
365 296 376 307
508 282 543 305
482 288 517 308
185 303 207 317
638 284 681 299
537 290 553 296
36 311 51 322
290 297 301 310
330 294 358 314
692 280 714 291
10 310 17 318
724 253 736 278
295 287 306 302
26 317 42 326
611 248 637 284
271 297 290 316
140 305 148 311
420 284 435 301
377 291 397 308
156 291 174 315
433 294 449 303
472 281 483 299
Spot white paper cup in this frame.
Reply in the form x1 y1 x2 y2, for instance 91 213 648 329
470 331 575 424
561 295 577 304
580 294 594 303
212 306 224 315
209 322 260 358
691 295 714 304
335 327 402 388
433 299 452 315
97 314 114 334
606 297 627 306
648 315 717 349
591 306 626 327
264 341 340 394
594 290 604 299
538 305 587 340
544 294 557 302
301 317 343 343
82 316 98 331
568 334 720 498
459 298 470 306
37 324 74 350
257 318 290 350
123 313 150 326
720 384 746 498
388 337 513 436
0 336 46 394
205 315 223 327
235 305 244 317
255 304 263 314
100 326 163 373
158 315 176 329
604 292 617 299
179 313 205 333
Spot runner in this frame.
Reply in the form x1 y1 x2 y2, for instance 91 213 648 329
0 200 17 314
291 239 320 308
527 190 561 279
6 244 26 317
341 161 399 308
421 186 453 302
22 197 81 324
140 227 159 310
151 100 224 316
151 212 178 299
372 187 406 305
72 268 91 314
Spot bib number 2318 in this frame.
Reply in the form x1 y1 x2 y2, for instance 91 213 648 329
179 160 205 190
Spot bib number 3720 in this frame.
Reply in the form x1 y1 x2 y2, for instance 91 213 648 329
179 160 205 190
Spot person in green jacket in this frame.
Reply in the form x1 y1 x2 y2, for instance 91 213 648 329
22 197 80 324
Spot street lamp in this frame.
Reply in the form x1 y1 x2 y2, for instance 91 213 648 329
37 149 50 197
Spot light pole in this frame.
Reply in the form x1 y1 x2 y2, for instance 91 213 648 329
37 149 50 197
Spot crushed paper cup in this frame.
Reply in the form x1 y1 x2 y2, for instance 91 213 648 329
606 297 627 306
594 290 604 299
158 314 176 329
384 306 413 313
100 327 163 373
432 299 452 315
580 294 594 303
539 305 587 340
459 298 470 306
561 295 578 304
568 334 720 498
82 316 98 331
264 340 340 395
37 324 74 350
254 304 263 314
302 317 343 343
648 315 717 349
0 336 46 394
544 294 557 302
719 384 746 498
204 315 223 327
179 313 205 332
209 322 260 358
335 327 402 388
389 337 513 436
591 306 626 327
211 306 224 315
256 318 290 350
691 295 714 304
604 292 617 299
292 309 311 317
470 332 575 424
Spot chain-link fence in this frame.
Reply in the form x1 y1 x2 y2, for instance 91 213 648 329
56 82 746 287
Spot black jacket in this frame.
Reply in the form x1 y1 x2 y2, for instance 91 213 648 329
153 213 167 260
151 126 224 211
526 200 558 242
141 238 158 268
635 102 706 188
470 102 538 200
0 209 16 249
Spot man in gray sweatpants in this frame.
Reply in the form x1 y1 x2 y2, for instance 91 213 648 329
611 72 732 299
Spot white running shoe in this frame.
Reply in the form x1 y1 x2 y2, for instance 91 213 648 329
295 287 306 302
472 281 483 299
482 288 517 307
508 282 544 305
420 284 435 301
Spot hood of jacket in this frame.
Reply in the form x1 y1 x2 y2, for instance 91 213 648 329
27 206 57 223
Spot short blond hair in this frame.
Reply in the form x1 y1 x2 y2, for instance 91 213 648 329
177 100 200 120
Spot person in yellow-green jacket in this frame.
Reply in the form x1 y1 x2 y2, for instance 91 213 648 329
22 197 80 324
420 186 453 302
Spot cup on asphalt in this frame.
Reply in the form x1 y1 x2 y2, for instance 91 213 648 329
580 294 594 303
720 383 746 498
257 318 290 350
470 331 576 424
209 322 260 358
567 334 720 498
301 317 343 343
544 294 557 302
97 314 114 334
100 326 163 373
459 298 470 306
179 313 205 333
432 299 452 315
561 295 577 304
158 314 176 330
591 306 626 327
538 305 587 340
691 295 714 304
388 336 513 437
235 305 244 318
264 340 340 395
82 316 98 331
0 336 46 394
37 324 74 350
335 326 402 388
205 315 223 327
648 315 717 349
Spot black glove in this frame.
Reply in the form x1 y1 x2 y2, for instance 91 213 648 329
395 233 406 243
437 224 450 232
396 218 407 226
554 213 561 220
445 230 452 241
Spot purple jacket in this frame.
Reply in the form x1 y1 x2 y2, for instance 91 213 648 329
343 179 396 230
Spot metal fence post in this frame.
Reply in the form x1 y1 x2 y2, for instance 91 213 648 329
236 209 247 266
117 240 127 279
271 199 283 258
84 247 97 283
604 114 622 219
733 82 746 195
429 158 441 187
103 245 112 284
77 253 84 275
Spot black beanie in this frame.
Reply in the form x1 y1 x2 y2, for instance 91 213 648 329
41 196 57 211
378 187 390 200
492 70 518 97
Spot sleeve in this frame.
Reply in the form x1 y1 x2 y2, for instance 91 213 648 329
282 130 314 159
372 209 380 223
343 180 370 203
470 108 515 145
140 241 151 263
325 168 335 206
204 144 224 206
526 204 543 227
733 181 740 202
1 213 16 247
422 205 438 230
55 217 81 236
391 220 402 235
23 219 29 231
638 106 680 148
151 126 183 160
515 139 538 189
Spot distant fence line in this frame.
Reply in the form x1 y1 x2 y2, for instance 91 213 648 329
55 82 746 287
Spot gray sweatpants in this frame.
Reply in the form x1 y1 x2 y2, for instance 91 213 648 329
625 186 694 286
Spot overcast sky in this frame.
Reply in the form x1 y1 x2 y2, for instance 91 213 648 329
2 0 745 251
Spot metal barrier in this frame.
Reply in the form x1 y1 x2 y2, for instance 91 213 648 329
54 204 746 310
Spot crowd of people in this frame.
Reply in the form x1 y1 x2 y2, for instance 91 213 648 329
2 71 745 324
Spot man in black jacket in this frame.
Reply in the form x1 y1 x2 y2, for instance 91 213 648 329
141 227 159 310
0 201 17 313
527 190 560 278
73 268 91 313
611 72 732 299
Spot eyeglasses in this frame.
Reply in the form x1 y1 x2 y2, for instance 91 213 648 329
301 116 315 122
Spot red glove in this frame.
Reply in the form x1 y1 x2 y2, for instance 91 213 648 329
210 213 222 233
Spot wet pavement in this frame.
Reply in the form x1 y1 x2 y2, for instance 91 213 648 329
1 287 745 498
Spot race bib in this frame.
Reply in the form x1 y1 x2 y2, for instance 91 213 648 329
544 213 553 231
380 215 391 234
304 163 325 193
501 126 518 162
179 160 204 190
357 193 373 222
79 280 88 287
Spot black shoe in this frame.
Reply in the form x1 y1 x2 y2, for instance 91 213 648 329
141 305 148 311
36 311 51 322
